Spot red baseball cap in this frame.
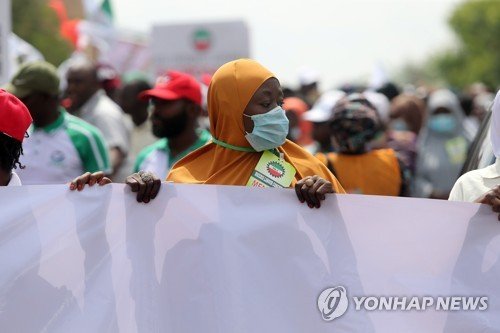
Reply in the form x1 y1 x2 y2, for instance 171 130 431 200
0 89 32 142
139 71 202 106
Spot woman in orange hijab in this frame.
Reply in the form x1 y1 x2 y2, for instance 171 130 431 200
167 59 344 207
71 59 344 208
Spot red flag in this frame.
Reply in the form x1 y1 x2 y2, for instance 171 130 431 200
49 0 80 47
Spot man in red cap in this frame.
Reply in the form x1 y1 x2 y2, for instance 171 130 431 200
133 71 211 179
0 90 33 186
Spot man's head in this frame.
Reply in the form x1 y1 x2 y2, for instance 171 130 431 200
139 71 202 139
65 59 100 110
5 61 60 127
96 63 122 101
298 67 320 106
376 82 400 101
117 79 152 127
0 90 32 174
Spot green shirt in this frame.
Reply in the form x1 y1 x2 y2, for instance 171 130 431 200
18 109 110 184
134 129 211 179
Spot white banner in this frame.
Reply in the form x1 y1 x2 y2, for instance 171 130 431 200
0 0 11 84
151 20 250 78
0 184 499 332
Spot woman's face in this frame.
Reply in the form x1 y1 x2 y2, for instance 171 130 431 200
243 78 284 133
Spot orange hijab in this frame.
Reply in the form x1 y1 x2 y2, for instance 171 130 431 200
167 59 344 193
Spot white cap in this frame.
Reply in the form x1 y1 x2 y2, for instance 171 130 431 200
363 90 390 123
303 90 346 123
298 66 320 86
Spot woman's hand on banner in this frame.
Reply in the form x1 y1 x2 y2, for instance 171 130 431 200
295 175 334 209
125 171 162 204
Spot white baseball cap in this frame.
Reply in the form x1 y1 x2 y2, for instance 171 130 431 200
298 67 320 86
303 90 346 123
363 90 390 123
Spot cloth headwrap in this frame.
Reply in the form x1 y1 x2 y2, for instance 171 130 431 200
330 96 379 154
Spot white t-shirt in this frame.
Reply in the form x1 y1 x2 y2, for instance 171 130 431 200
75 90 132 155
17 110 110 185
449 158 500 202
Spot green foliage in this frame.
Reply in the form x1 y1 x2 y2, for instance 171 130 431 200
435 0 500 89
12 0 72 66
395 60 445 88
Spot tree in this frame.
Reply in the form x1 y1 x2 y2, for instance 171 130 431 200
12 0 72 66
434 0 500 89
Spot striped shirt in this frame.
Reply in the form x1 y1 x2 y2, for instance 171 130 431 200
134 129 211 179
17 109 110 184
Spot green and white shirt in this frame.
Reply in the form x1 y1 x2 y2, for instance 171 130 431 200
134 129 211 179
18 109 111 185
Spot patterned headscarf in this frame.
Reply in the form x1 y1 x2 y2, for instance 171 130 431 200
330 94 380 154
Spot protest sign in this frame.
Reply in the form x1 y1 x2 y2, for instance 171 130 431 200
0 184 498 332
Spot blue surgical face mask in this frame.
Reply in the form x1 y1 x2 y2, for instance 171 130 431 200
428 114 457 134
244 106 289 152
390 119 409 132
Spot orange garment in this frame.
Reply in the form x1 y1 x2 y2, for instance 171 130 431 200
316 149 401 196
167 59 344 193
282 97 313 146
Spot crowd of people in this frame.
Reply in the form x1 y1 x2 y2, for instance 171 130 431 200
1 57 500 211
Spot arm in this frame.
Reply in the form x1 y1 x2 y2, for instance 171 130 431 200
91 111 131 176
109 147 126 179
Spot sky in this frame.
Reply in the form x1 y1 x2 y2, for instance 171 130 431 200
113 0 463 89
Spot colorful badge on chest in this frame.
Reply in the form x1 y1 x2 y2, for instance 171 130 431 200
246 150 296 188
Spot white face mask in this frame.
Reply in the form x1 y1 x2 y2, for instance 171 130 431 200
244 106 289 151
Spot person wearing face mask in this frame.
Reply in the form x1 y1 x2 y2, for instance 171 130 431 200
386 94 426 175
413 89 473 199
133 71 211 179
71 59 344 207
315 94 409 196
166 59 344 208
